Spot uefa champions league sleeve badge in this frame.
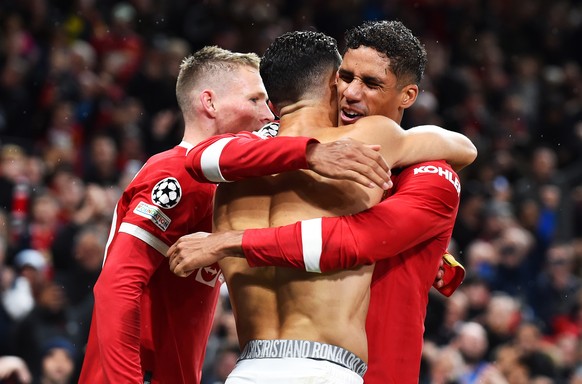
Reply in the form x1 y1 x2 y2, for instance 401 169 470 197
151 177 182 209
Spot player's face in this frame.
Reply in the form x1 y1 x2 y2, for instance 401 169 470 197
336 46 407 125
215 66 274 134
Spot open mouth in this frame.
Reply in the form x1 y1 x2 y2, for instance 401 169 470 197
340 108 364 124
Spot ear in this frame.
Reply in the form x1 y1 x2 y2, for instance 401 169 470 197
199 90 217 118
327 69 338 92
401 84 419 109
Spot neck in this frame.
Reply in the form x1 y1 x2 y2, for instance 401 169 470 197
182 121 218 146
278 99 336 136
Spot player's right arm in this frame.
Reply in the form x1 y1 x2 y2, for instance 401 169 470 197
392 124 477 171
349 117 477 172
185 131 391 189
169 230 464 295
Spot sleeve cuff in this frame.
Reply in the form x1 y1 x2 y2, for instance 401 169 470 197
435 252 466 297
242 224 305 269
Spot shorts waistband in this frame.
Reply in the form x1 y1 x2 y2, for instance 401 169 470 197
238 339 367 377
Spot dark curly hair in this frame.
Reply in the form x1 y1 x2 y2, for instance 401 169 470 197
260 30 342 107
344 20 427 87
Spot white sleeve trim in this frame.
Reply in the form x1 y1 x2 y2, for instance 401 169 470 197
200 137 236 183
301 218 323 273
102 202 120 267
119 222 170 257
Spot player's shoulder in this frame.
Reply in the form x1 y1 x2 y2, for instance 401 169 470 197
146 145 185 164
133 146 206 187
408 159 453 169
357 115 396 125
354 115 397 130
401 160 456 177
350 116 401 141
128 161 213 215
399 160 461 196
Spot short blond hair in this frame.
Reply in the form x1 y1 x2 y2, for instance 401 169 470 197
176 46 260 117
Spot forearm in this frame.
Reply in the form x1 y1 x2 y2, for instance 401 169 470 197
186 134 316 182
93 277 142 383
242 205 445 272
208 231 245 259
394 125 477 171
93 235 161 383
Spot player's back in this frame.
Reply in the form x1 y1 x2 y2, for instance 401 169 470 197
214 114 396 361
270 170 376 362
213 175 279 349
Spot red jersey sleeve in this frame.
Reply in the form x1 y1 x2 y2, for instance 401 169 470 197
185 131 317 182
243 161 460 272
81 145 216 383
91 233 161 383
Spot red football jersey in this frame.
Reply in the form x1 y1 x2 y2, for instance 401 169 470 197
79 142 222 384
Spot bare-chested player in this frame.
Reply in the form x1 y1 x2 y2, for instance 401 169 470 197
170 31 469 383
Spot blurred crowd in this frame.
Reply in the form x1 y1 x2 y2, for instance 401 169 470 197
1 0 582 383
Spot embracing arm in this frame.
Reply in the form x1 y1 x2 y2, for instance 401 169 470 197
392 125 477 171
242 164 459 271
186 132 391 189
186 132 314 182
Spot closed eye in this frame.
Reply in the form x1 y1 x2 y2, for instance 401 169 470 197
338 70 354 83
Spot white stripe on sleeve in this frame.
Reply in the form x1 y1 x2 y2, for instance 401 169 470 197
200 137 236 182
301 218 323 273
102 202 119 267
119 222 170 256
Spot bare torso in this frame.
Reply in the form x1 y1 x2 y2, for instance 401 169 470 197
214 113 391 362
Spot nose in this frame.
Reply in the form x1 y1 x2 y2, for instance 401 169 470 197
342 79 364 101
259 101 275 123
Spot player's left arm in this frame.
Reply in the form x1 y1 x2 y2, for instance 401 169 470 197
186 130 391 190
186 131 315 182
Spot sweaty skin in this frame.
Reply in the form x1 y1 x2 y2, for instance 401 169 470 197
213 102 438 362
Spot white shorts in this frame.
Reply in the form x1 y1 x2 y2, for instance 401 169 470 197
225 339 366 384
225 357 364 384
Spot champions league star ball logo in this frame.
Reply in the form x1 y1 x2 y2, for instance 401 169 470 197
151 177 182 209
